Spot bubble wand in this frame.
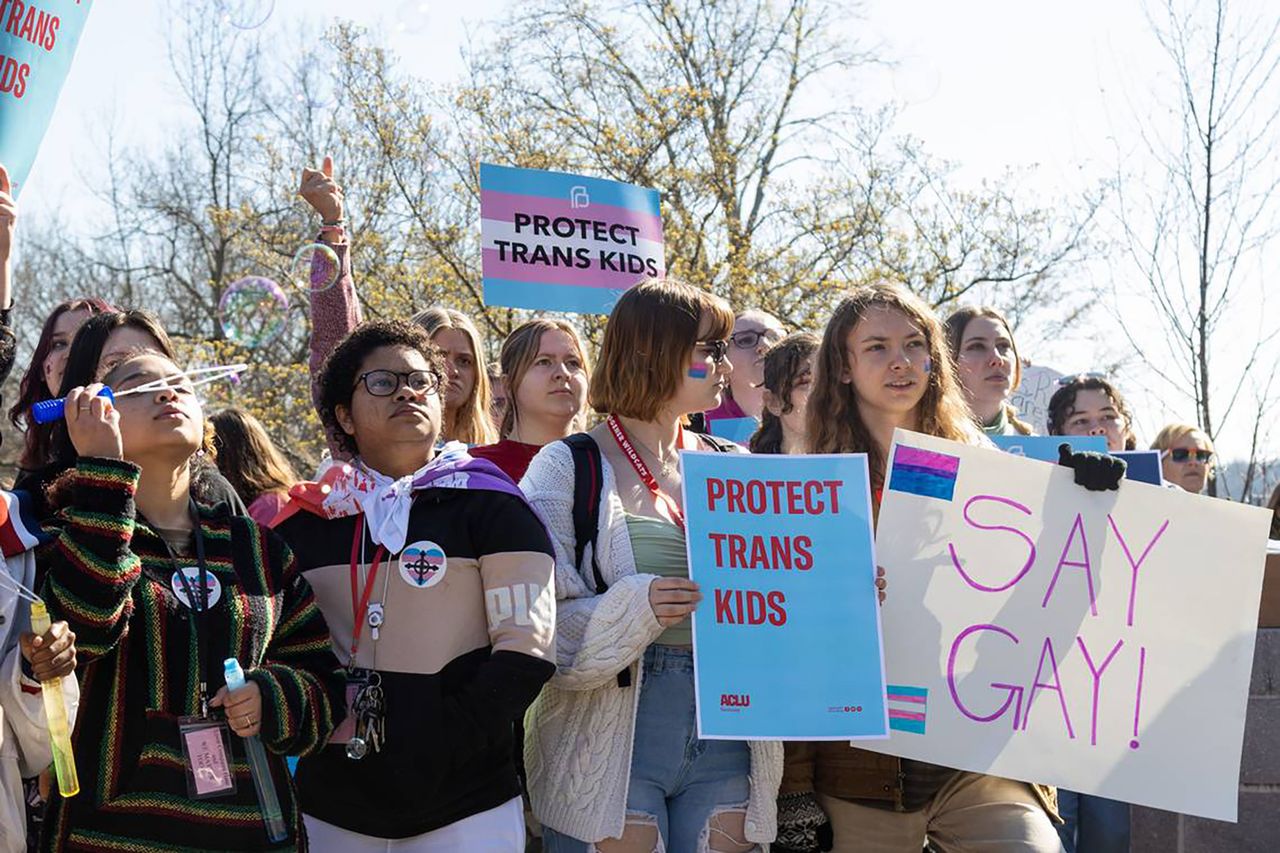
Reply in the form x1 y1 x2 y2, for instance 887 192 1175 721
0 568 81 800
30 364 249 424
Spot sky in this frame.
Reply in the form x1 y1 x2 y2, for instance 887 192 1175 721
17 0 1280 470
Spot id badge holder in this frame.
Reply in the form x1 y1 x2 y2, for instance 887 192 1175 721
178 716 237 800
329 668 369 745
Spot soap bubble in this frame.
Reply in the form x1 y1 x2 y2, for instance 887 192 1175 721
393 1 430 35
218 0 275 30
218 277 290 348
289 242 341 294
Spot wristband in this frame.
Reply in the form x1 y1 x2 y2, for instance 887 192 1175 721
318 224 346 243
320 219 345 227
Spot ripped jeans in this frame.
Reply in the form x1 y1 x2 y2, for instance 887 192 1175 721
543 645 757 853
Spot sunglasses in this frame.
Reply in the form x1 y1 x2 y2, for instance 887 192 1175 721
730 327 784 350
695 339 730 366
1162 448 1214 464
354 369 441 397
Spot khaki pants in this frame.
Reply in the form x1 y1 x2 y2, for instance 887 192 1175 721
818 773 1064 853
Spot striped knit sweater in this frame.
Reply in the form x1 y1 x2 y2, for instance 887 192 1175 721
38 458 344 852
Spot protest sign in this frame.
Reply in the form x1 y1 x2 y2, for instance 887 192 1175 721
869 429 1271 820
707 416 758 446
991 437 1164 486
992 435 1106 462
479 163 664 314
0 0 94 193
681 451 888 740
1113 450 1162 486
1009 364 1064 434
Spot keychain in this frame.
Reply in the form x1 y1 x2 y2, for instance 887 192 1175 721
349 671 385 759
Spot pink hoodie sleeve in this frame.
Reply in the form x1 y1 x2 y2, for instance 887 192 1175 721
308 237 362 459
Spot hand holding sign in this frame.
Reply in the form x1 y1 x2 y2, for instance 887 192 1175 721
0 163 15 265
649 577 702 627
299 155 344 223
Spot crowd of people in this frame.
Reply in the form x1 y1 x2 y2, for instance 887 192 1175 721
0 155 1275 853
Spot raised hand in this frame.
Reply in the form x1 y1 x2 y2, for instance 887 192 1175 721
298 155 344 223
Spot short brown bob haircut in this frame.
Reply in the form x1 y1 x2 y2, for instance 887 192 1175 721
589 278 734 421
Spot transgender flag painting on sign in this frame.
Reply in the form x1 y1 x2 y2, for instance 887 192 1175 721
480 163 665 314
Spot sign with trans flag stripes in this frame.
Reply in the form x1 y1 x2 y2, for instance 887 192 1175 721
480 164 664 314
869 428 1272 821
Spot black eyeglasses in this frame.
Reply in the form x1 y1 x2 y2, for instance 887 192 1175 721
1057 372 1108 386
1163 448 1214 464
730 327 784 350
354 369 440 397
695 339 730 365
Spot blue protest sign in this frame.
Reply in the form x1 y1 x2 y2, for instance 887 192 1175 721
991 434 1107 461
0 1 94 194
1114 450 1163 486
707 416 757 446
681 451 889 739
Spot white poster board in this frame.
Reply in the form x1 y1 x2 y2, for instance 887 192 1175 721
869 429 1271 821
1008 363 1064 434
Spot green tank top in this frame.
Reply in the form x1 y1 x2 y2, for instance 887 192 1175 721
624 512 692 647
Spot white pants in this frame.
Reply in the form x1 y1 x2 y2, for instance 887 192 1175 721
305 796 525 852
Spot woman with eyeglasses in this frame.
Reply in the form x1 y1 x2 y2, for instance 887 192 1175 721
700 309 786 440
1047 374 1138 452
520 279 783 852
272 320 556 850
944 306 1034 437
1151 424 1216 494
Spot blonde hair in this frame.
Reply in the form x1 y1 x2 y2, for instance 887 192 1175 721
944 305 1033 435
1150 423 1214 453
589 278 733 421
412 306 497 445
499 319 590 437
807 282 977 485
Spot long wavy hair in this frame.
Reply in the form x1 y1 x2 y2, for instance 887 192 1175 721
412 306 496 445
944 304 1033 435
209 408 298 506
11 297 115 469
749 331 819 455
806 282 977 485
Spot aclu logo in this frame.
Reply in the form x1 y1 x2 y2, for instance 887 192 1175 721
720 693 750 712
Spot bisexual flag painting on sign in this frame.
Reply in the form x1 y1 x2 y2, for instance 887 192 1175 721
480 164 665 314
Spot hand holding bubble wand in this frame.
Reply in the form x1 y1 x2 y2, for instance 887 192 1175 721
31 364 250 424
0 570 79 797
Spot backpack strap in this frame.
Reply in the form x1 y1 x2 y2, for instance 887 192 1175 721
695 432 741 453
561 433 632 688
562 433 606 594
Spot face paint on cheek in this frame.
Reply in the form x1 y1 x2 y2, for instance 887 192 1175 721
688 364 709 380
923 357 933 375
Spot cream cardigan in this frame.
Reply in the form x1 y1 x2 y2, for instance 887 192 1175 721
520 438 783 845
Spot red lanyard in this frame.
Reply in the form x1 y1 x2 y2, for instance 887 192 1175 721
348 514 387 663
606 414 689 531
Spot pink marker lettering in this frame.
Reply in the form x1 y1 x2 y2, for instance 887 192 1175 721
1108 516 1170 628
947 623 1025 727
1076 636 1124 746
1041 513 1097 617
1020 636 1076 738
948 495 1037 592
